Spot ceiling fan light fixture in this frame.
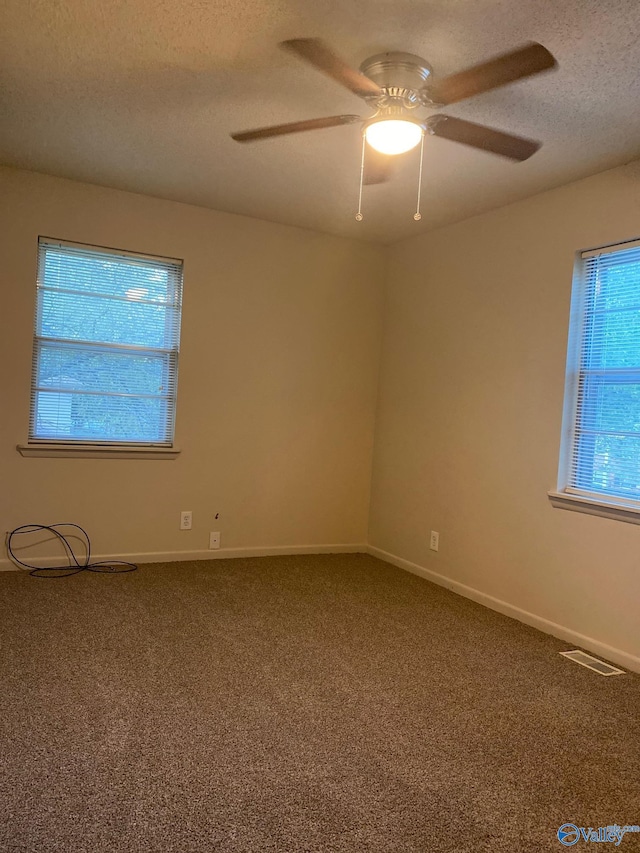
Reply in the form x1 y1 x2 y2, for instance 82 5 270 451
364 118 423 155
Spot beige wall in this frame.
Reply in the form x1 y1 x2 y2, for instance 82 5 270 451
3 160 640 665
369 161 640 665
0 167 385 559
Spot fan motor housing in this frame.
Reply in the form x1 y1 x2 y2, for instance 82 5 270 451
359 52 433 106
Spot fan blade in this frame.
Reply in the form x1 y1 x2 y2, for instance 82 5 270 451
363 149 395 185
280 38 382 99
430 116 540 161
428 42 557 105
231 114 361 142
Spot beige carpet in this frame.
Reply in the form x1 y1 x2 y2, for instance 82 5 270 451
1 553 638 852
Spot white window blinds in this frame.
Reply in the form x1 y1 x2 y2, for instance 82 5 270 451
564 240 640 505
30 238 183 446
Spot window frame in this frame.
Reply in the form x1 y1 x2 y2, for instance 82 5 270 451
22 237 183 458
550 237 640 523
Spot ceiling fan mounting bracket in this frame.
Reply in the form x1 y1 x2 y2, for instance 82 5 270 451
424 115 447 133
418 91 446 110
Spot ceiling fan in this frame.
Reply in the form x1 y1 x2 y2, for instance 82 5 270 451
231 38 557 185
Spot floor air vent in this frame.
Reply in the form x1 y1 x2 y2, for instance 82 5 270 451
560 649 625 676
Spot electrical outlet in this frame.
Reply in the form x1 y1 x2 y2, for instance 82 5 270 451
209 531 220 550
180 511 193 530
430 530 439 552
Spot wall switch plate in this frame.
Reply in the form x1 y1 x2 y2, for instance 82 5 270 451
209 531 220 550
180 511 193 530
429 530 439 552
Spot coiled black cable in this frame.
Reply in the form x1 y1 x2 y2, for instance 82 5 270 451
6 524 137 578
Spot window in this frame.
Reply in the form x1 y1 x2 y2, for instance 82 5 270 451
29 238 183 448
556 238 640 516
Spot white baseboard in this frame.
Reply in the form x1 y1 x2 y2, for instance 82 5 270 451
367 545 640 675
0 543 366 572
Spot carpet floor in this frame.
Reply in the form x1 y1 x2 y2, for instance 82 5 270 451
0 553 638 852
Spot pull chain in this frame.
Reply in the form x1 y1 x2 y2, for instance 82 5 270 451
414 132 425 221
356 134 366 221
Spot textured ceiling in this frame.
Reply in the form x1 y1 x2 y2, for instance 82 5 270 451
2 0 640 243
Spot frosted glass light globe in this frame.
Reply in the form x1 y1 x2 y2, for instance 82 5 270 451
365 120 423 155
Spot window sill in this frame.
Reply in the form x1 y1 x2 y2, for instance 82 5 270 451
548 490 640 525
17 444 180 460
